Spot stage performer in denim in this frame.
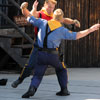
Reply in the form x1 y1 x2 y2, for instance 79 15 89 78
11 0 80 90
18 2 100 98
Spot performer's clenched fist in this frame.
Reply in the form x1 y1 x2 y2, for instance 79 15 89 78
20 2 28 9
73 19 80 28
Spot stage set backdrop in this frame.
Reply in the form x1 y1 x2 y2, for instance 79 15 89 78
0 0 100 68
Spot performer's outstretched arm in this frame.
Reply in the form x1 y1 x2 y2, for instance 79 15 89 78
76 24 100 39
20 2 44 28
62 18 80 27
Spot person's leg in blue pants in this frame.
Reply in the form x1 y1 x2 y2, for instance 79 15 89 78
47 53 70 96
22 63 47 98
11 47 38 88
31 64 47 88
22 51 70 98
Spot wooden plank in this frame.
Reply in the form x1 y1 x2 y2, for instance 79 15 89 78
89 0 100 66
0 28 24 38
12 44 33 49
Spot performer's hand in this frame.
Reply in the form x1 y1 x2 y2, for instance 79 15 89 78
20 2 28 10
73 19 80 28
89 23 100 32
32 0 39 10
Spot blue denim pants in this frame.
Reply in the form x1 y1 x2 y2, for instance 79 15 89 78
30 51 68 89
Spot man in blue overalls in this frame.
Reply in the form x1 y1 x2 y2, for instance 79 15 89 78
20 2 100 98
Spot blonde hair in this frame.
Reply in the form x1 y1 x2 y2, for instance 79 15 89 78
53 8 64 21
45 0 57 5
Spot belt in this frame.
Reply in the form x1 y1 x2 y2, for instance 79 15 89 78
38 48 58 55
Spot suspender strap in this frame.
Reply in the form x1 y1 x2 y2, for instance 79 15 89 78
39 13 42 18
43 24 53 48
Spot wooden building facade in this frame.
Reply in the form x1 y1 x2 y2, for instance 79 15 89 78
57 0 100 67
0 0 100 68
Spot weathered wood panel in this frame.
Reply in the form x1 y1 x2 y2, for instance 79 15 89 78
0 0 100 67
57 0 100 67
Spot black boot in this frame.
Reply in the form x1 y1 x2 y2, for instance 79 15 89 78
11 78 22 88
0 79 8 86
11 67 32 88
22 86 37 98
56 87 70 96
